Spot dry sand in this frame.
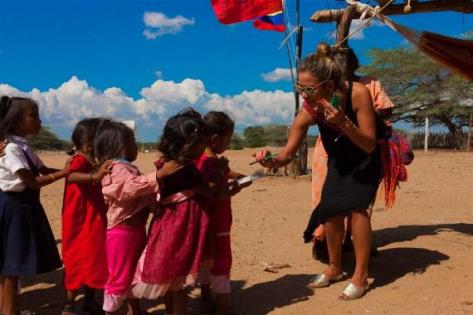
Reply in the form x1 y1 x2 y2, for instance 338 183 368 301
18 149 473 314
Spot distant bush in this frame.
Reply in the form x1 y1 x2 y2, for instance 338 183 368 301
229 134 245 150
27 128 69 151
243 126 266 148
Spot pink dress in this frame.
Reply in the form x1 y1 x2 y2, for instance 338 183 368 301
101 160 159 312
311 77 395 209
195 154 233 294
132 161 210 299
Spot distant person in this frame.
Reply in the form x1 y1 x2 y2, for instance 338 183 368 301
0 96 68 315
196 111 250 315
61 118 112 315
94 119 181 315
132 109 222 315
256 47 386 300
311 43 395 253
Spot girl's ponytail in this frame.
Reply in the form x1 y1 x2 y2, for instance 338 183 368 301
0 96 11 121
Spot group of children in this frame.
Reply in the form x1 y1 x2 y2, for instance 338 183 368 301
0 96 250 315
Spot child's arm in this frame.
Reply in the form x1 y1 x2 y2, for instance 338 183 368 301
155 160 183 186
228 169 245 180
16 162 69 189
68 160 113 184
103 161 182 202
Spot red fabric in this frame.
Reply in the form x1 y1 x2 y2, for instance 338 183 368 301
379 131 414 208
61 154 108 290
141 198 209 283
211 0 283 24
195 154 232 276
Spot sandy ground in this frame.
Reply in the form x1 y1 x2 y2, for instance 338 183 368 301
17 149 473 314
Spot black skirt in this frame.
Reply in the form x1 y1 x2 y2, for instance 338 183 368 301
0 190 62 275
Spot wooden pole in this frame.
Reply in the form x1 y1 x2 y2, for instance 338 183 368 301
467 112 472 152
311 1 473 23
424 117 429 153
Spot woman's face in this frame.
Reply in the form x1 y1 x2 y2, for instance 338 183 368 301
296 71 331 107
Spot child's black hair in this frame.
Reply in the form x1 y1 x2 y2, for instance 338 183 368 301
0 96 38 140
158 108 208 163
70 118 105 155
94 119 135 164
203 111 234 136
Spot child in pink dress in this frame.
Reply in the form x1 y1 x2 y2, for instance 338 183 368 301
94 119 181 315
133 108 226 315
195 111 251 314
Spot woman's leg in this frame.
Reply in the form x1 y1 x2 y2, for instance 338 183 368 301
349 210 372 287
2 276 18 315
323 216 345 277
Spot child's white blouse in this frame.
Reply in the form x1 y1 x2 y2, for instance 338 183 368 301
0 135 44 192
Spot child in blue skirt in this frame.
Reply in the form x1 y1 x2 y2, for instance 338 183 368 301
0 96 68 315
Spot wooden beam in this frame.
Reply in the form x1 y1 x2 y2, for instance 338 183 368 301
311 1 473 23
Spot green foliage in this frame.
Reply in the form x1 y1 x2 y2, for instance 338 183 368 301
361 47 473 148
243 126 266 148
229 134 245 150
27 127 69 151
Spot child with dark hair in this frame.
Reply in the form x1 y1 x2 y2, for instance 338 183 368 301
61 118 113 315
94 119 181 315
0 96 67 315
196 111 250 315
133 108 225 315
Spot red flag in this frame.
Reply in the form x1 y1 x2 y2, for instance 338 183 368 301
211 0 283 25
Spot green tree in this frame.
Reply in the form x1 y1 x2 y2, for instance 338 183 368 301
27 127 70 151
361 47 473 148
229 134 245 150
243 126 266 148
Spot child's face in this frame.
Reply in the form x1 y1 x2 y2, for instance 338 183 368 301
124 134 138 162
15 104 41 137
210 130 233 155
79 141 94 157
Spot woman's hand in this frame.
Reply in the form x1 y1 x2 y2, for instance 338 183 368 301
318 98 346 125
252 149 275 168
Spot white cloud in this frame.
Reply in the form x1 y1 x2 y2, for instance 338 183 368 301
143 12 195 39
261 68 295 82
0 77 295 139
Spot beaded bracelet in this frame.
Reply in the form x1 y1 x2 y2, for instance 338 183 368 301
48 173 56 181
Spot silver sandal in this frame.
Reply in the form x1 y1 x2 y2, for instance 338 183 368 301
309 272 346 288
339 282 369 300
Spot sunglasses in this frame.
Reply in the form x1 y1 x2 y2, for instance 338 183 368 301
294 80 328 96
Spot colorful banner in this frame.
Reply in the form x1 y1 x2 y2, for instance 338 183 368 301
253 10 285 32
211 0 283 25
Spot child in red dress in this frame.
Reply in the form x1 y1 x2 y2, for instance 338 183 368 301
61 118 112 315
196 111 251 315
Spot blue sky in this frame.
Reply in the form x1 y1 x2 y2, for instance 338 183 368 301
0 0 471 141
